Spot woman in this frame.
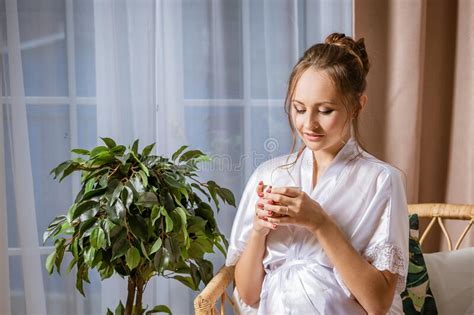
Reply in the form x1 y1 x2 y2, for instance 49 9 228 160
226 33 409 315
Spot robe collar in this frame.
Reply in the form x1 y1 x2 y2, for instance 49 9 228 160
300 137 359 198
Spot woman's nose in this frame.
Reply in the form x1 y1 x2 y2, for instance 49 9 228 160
304 115 320 130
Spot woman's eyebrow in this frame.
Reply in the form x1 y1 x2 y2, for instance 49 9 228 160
292 99 337 106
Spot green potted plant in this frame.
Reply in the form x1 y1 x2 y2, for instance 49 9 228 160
43 138 235 315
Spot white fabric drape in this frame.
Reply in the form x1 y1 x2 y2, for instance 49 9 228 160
1 0 352 314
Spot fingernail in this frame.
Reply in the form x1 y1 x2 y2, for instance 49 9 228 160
272 224 277 229
258 192 263 197
258 180 263 185
268 200 274 205
266 186 272 192
262 217 268 221
258 203 264 209
267 211 273 215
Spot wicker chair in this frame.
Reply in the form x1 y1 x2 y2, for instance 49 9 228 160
194 203 474 315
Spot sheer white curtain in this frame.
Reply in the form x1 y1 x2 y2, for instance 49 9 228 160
0 0 352 314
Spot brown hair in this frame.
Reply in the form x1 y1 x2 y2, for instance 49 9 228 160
278 32 371 173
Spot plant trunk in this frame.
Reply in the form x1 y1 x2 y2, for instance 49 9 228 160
135 278 144 315
125 277 136 315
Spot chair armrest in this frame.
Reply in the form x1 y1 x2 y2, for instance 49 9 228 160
194 265 235 315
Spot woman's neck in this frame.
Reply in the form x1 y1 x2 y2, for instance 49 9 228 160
312 136 349 170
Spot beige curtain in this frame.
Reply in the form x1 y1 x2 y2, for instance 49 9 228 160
353 0 473 251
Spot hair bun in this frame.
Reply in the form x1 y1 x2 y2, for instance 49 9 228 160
324 32 347 45
324 32 370 76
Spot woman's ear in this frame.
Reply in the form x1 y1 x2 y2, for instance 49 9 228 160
359 94 368 111
354 94 368 119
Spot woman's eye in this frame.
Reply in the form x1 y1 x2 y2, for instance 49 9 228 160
320 110 333 115
295 109 305 113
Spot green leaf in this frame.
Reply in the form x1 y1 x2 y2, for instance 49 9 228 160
50 160 71 178
165 215 173 233
79 217 98 235
115 301 125 315
43 215 67 243
115 199 126 219
213 236 227 257
131 139 139 155
92 151 115 163
84 247 96 267
178 149 205 162
174 207 187 227
150 206 161 226
71 148 90 155
191 183 211 201
130 175 144 193
70 238 79 259
206 181 219 209
83 167 110 185
153 247 170 273
72 200 99 221
142 143 155 157
190 262 201 289
110 181 124 205
91 250 103 268
150 238 162 254
123 186 134 209
172 275 196 290
66 257 77 274
82 187 107 200
89 145 109 158
106 309 113 315
138 170 148 188
136 192 158 207
162 173 183 189
90 227 106 249
111 229 129 260
172 145 188 161
196 258 214 284
85 178 96 193
110 145 126 156
140 241 150 261
216 187 236 207
59 163 79 182
76 265 86 296
45 249 57 274
126 247 140 270
128 215 148 241
145 305 172 314
54 238 66 274
99 263 114 280
101 137 117 149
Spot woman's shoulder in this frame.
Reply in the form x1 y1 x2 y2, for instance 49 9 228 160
355 150 405 186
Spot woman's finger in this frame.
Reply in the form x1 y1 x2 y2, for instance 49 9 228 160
256 181 266 197
256 197 267 210
263 191 294 206
256 209 273 219
266 215 293 225
257 218 277 230
269 186 301 197
262 203 292 216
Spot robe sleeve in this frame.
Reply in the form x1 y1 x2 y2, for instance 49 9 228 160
225 166 261 266
334 168 410 297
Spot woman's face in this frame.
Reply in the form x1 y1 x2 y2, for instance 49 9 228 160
291 68 351 155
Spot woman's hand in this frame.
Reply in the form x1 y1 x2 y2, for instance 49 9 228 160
262 186 328 233
252 181 277 236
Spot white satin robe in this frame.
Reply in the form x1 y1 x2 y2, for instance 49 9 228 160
226 137 409 315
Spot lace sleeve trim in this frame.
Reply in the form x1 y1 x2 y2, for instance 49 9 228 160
363 243 408 293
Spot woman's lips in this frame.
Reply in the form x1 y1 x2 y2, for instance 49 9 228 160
304 133 324 141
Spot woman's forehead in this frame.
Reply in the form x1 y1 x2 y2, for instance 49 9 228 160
293 69 338 100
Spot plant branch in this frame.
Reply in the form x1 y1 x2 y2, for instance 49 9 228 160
125 277 136 315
